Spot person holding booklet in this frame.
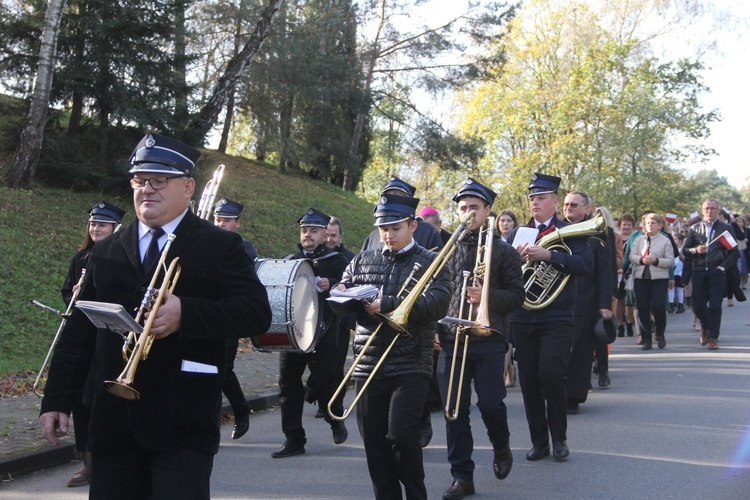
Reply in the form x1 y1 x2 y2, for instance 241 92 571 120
682 198 739 350
39 132 272 499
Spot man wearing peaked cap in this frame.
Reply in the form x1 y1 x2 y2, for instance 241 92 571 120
211 198 259 441
329 194 451 499
272 207 350 458
361 176 443 252
506 172 594 464
40 132 272 499
436 177 524 499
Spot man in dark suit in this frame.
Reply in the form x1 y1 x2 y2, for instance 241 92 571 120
272 208 350 458
508 173 594 462
562 191 613 414
213 198 258 439
40 132 272 499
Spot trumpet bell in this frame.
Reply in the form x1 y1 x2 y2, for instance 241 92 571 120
102 380 141 400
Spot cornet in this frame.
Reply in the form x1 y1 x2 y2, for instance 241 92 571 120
32 269 87 397
104 234 181 400
327 211 476 421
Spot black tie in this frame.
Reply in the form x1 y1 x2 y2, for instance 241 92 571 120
142 228 165 272
537 223 547 231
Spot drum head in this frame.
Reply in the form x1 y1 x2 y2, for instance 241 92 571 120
290 260 320 353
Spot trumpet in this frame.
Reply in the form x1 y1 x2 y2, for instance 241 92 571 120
105 234 181 400
440 216 501 421
327 210 476 421
196 164 225 220
32 269 87 397
522 209 608 310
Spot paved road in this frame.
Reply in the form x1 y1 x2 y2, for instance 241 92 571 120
1 301 749 498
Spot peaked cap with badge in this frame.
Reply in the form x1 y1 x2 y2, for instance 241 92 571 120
214 198 244 219
89 200 126 224
298 208 331 228
381 176 417 197
128 132 201 177
373 193 420 227
452 177 497 206
527 172 561 197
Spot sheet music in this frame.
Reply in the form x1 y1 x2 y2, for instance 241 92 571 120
327 285 380 303
75 301 142 335
513 227 539 248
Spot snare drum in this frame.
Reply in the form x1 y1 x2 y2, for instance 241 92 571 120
253 259 322 353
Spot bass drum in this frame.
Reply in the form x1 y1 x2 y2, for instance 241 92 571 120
254 258 322 353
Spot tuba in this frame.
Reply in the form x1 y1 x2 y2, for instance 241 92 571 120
522 208 608 310
327 210 476 421
195 164 225 220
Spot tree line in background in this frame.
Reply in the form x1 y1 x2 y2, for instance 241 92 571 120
0 0 748 217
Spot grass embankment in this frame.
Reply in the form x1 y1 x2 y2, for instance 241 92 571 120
0 151 374 381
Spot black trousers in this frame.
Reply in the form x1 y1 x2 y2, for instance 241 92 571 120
90 440 213 500
512 321 573 447
692 268 727 339
278 329 340 442
223 339 250 418
356 374 429 500
566 316 596 403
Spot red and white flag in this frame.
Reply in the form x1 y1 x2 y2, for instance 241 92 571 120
665 213 677 224
717 230 738 250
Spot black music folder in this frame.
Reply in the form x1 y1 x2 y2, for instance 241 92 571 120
75 301 142 335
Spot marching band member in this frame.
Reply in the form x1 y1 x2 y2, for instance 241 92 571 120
437 178 524 500
508 173 593 462
61 200 126 488
40 132 271 499
272 208 350 457
331 194 451 500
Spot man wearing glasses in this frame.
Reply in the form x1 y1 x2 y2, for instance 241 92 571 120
682 199 739 350
40 132 272 499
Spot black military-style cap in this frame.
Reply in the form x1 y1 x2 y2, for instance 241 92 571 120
381 175 417 197
528 172 561 197
298 207 331 228
452 177 497 206
128 132 201 177
373 194 420 227
213 198 244 219
88 200 126 224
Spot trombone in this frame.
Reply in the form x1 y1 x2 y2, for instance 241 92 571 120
196 164 225 219
439 216 502 421
327 210 476 421
105 234 181 400
32 269 87 397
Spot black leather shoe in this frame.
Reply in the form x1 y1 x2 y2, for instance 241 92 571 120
271 440 305 458
493 443 513 480
231 413 250 440
332 421 348 445
642 340 652 351
566 402 580 415
525 444 550 461
442 478 475 500
657 336 666 349
315 408 325 418
598 372 611 388
552 440 569 460
420 417 433 448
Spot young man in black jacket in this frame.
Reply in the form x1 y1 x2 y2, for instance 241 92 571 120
436 178 525 500
331 194 451 500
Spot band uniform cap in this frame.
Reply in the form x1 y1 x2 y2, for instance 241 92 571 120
452 177 497 206
298 207 331 228
594 315 618 344
89 200 126 224
128 132 201 177
214 198 244 219
418 206 439 218
374 194 420 227
528 172 561 197
381 175 417 197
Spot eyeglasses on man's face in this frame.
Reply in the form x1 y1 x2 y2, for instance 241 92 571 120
563 202 586 208
130 176 184 190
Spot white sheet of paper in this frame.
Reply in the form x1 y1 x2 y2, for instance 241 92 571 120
181 360 218 374
513 227 539 248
